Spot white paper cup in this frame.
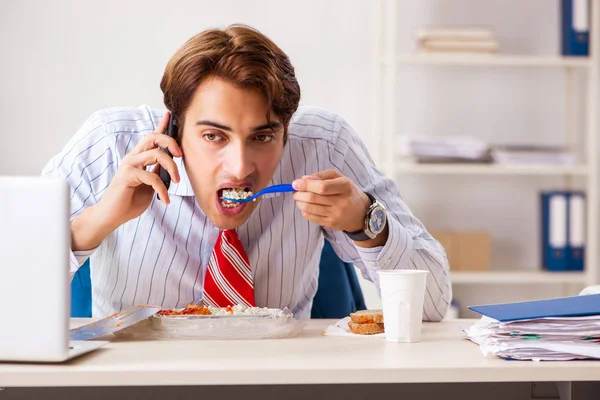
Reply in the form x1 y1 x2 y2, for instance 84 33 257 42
377 270 428 343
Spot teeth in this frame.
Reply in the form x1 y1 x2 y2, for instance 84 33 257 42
220 198 238 208
222 188 253 200
220 187 253 208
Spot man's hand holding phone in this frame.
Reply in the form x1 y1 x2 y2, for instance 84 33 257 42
71 112 181 251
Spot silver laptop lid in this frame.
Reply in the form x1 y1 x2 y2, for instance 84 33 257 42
0 176 70 361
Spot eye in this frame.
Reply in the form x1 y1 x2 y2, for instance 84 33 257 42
254 134 275 143
203 133 224 142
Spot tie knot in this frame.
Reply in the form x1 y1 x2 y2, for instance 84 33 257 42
221 229 241 243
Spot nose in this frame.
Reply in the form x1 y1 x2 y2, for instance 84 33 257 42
222 141 255 180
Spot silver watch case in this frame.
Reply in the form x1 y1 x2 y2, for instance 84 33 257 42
364 198 387 239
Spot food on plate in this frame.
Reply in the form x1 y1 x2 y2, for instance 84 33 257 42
347 321 385 335
350 309 384 324
157 304 212 316
157 303 291 318
116 304 301 340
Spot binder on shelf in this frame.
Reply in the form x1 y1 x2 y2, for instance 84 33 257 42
541 191 586 272
541 191 568 271
561 0 590 56
568 191 586 271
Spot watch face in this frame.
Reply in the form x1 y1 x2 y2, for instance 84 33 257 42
368 207 386 234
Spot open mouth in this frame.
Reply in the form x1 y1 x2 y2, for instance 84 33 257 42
218 187 254 208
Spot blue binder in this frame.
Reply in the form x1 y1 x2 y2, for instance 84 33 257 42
469 293 600 322
541 191 568 271
567 191 586 271
561 0 590 56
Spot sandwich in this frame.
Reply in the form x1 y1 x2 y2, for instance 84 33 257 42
347 309 384 335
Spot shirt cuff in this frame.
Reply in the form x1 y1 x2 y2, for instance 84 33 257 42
70 248 98 273
354 215 413 271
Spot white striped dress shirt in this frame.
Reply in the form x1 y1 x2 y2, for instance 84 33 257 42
42 105 452 320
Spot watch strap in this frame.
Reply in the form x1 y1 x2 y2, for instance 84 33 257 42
343 193 377 241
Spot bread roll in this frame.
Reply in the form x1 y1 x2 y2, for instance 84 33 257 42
350 309 384 324
347 321 385 335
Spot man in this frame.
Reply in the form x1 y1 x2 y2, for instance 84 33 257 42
43 25 451 320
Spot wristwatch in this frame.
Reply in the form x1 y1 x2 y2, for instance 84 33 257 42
343 193 387 241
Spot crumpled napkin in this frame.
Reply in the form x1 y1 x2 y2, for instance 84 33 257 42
322 316 385 338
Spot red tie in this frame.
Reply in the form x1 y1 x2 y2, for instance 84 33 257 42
203 230 255 307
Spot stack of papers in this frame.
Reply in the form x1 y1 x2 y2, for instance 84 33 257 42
396 135 491 163
491 145 577 166
465 316 600 361
465 294 600 361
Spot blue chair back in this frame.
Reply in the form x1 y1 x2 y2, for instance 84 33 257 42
71 259 92 317
310 240 366 318
70 240 366 318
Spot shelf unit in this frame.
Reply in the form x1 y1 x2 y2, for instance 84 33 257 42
383 53 593 68
396 163 589 176
373 0 600 291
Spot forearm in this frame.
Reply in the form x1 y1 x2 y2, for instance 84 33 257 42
355 216 452 321
71 204 116 251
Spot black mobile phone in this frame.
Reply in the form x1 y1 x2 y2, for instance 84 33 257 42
158 113 178 192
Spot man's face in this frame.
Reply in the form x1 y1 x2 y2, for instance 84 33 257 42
180 77 285 229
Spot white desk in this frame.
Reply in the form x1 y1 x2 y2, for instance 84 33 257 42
0 319 598 388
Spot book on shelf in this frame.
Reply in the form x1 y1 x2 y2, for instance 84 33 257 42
414 25 498 54
419 39 498 54
560 0 590 56
415 26 494 42
541 191 586 272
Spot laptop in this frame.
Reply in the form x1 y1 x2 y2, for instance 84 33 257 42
0 176 107 362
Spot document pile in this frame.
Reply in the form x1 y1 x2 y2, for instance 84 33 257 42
465 294 600 361
490 144 577 166
396 135 490 163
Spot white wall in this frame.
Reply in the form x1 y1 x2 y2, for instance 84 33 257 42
1 0 383 307
1 0 592 313
0 0 375 174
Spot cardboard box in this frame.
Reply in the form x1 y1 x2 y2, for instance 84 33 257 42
457 231 491 271
429 230 491 271
429 230 459 271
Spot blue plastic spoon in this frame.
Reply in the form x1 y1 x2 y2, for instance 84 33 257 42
220 184 296 203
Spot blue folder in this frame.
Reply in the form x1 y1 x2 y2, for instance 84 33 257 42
561 0 590 56
469 294 600 322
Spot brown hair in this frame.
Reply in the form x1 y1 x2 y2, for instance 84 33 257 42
160 24 301 142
